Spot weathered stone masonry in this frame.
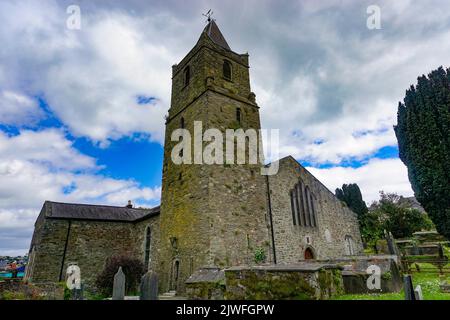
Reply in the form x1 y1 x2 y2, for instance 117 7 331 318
25 20 364 296
25 202 159 290
267 156 363 264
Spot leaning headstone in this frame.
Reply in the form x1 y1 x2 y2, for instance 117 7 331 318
140 270 158 300
112 267 126 300
386 232 401 257
414 285 423 300
403 275 416 300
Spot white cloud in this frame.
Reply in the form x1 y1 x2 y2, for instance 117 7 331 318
0 0 177 144
307 158 413 204
0 129 161 255
0 129 97 171
0 91 43 126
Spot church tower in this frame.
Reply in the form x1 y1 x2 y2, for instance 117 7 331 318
159 19 272 293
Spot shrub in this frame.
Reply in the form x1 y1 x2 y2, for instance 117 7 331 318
95 255 145 296
254 248 266 264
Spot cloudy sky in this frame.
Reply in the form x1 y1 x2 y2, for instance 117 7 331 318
1 0 449 256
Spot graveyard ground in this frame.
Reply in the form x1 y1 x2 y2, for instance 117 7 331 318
334 263 450 300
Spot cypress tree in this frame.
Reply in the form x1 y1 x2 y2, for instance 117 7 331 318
394 66 450 240
335 183 368 218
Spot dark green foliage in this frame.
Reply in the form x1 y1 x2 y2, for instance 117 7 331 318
95 255 145 296
335 183 368 218
359 210 384 250
394 66 450 240
336 183 376 246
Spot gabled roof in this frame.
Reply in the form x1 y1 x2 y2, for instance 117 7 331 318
267 155 342 200
43 201 159 222
202 20 231 51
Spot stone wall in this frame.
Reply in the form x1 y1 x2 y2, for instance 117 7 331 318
338 255 403 293
267 156 363 263
26 215 159 292
159 28 271 294
224 264 343 300
185 264 344 300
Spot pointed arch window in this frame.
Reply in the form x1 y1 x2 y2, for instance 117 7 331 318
183 66 190 87
290 180 317 227
223 60 232 81
344 235 355 255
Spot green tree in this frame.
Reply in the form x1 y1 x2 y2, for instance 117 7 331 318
335 183 368 218
336 183 378 248
359 210 384 252
372 192 434 239
394 66 450 239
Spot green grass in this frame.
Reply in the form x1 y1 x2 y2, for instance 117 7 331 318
334 263 450 300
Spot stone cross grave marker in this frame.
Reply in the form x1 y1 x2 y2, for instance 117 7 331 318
403 275 416 300
112 266 125 300
414 285 423 300
140 270 158 300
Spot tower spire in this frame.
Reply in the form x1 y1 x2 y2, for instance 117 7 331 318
201 16 231 51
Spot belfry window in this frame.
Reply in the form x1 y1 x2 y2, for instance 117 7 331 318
236 108 241 123
223 60 232 80
183 66 190 87
290 180 317 227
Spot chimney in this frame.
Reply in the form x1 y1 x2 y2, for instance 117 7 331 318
126 200 133 208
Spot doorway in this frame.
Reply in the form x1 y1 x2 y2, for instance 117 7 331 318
304 247 315 260
170 260 180 291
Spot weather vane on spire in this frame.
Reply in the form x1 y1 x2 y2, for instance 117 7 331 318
202 9 214 23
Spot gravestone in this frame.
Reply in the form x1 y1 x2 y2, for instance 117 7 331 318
411 244 420 255
403 275 416 300
414 285 423 300
112 267 125 300
386 231 401 257
140 270 158 300
438 243 445 259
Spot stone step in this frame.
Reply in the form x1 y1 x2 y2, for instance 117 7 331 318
160 290 177 297
159 291 186 300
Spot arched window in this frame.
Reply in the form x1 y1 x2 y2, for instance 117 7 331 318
290 180 317 227
180 117 185 129
223 60 232 80
144 227 151 269
344 235 354 255
236 108 241 123
183 66 190 86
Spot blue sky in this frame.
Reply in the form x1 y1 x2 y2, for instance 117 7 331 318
1 0 450 255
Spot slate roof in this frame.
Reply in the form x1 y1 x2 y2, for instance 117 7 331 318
203 20 231 51
43 201 159 222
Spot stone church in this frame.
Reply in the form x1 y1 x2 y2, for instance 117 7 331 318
25 20 362 294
